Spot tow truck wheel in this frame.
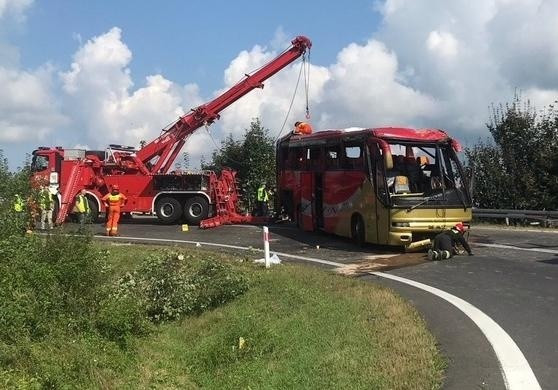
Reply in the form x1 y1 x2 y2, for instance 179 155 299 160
183 196 209 225
155 197 183 224
351 215 366 247
86 197 99 223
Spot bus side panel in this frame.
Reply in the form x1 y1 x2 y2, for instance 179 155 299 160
278 170 299 220
322 171 368 238
300 172 314 231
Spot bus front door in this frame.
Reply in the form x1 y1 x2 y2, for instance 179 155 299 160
299 172 314 231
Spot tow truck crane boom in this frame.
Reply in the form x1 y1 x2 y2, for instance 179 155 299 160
136 36 312 174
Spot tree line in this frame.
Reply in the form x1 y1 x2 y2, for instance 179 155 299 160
465 94 558 210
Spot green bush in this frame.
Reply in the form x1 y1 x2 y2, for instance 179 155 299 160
95 295 151 347
115 251 249 323
0 234 111 342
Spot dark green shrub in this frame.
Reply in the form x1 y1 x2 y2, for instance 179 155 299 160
116 251 249 323
95 295 151 347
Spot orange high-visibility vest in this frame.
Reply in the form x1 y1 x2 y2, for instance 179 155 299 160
102 193 127 209
294 122 313 135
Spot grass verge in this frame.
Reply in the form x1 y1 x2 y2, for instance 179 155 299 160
107 243 445 389
1 239 444 389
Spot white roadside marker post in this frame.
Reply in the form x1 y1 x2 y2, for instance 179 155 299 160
263 226 270 268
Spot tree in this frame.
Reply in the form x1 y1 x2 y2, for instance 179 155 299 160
182 151 190 170
204 119 276 211
465 94 558 209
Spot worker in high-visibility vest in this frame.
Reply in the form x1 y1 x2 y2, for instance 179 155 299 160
13 194 24 213
102 185 127 236
73 189 90 230
13 194 32 234
256 183 270 216
37 186 54 230
293 121 313 135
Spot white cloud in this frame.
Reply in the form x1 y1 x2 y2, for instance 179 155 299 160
0 0 33 21
426 30 458 59
5 0 558 169
318 39 438 128
59 27 203 155
0 0 67 146
0 63 66 143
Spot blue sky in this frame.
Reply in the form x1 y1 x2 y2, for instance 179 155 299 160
13 1 380 92
1 0 558 169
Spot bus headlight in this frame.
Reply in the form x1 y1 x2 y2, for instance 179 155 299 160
392 222 410 227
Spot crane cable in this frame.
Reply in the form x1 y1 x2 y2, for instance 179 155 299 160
304 49 311 119
274 52 308 142
203 122 244 167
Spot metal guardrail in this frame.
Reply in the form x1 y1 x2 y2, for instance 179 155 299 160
472 208 558 227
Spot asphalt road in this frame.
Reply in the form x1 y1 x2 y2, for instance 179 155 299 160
77 219 558 389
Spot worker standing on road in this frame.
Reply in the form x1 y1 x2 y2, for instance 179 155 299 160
37 185 54 230
102 185 127 236
256 183 270 217
74 189 90 230
293 121 313 135
428 222 473 260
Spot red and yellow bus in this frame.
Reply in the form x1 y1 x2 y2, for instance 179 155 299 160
276 127 472 248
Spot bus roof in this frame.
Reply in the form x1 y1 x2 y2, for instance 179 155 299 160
279 127 452 144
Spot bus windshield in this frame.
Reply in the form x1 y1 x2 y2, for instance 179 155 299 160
379 142 470 209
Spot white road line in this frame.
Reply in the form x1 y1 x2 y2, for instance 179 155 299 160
99 234 541 390
97 235 344 267
475 242 558 255
371 271 541 390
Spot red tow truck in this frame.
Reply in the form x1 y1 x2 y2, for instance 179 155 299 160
30 36 312 227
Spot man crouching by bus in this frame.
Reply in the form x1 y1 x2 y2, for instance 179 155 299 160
428 222 473 260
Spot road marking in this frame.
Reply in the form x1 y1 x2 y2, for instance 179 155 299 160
370 272 541 390
97 235 344 267
96 234 541 389
476 242 558 255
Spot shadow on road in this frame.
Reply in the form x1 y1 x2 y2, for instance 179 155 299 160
268 222 400 255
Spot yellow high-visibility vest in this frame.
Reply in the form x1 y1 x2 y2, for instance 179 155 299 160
75 195 90 213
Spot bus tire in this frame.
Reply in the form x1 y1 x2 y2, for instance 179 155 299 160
155 197 183 224
351 215 366 247
183 196 209 225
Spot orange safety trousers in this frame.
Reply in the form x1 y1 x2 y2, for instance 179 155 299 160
106 207 121 235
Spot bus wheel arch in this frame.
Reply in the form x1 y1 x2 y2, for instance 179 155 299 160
351 213 366 246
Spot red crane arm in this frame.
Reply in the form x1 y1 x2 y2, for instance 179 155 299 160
135 36 312 174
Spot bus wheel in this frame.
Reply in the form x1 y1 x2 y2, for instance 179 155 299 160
155 197 183 224
183 196 209 225
351 215 366 247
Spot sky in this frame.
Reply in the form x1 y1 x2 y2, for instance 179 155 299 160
1 0 558 169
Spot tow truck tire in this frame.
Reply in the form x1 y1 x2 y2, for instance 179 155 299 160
86 197 99 223
351 214 366 247
155 197 183 224
183 196 209 225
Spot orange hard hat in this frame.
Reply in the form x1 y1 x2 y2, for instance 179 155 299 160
454 222 465 233
112 184 119 190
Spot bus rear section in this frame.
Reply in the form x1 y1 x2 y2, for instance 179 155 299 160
277 127 472 248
